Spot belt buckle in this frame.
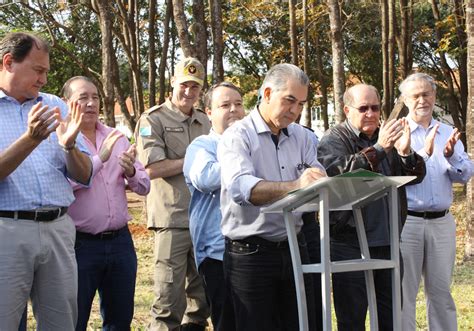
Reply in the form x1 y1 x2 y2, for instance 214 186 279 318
56 208 62 219
34 209 40 221
423 211 429 219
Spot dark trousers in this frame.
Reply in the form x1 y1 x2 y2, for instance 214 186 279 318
74 226 137 331
301 213 323 331
198 258 235 331
224 234 316 331
331 241 394 331
18 307 27 331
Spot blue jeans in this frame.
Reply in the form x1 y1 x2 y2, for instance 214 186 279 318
331 240 394 331
74 226 137 331
198 258 235 331
224 234 316 331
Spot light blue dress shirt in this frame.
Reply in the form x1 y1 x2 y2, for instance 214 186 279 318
184 130 223 268
406 116 474 211
218 108 325 241
0 91 90 210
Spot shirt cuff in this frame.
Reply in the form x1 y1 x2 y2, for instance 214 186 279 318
373 143 387 160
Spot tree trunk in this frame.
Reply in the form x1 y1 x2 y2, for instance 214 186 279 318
301 0 311 128
327 0 346 123
388 0 396 119
148 0 157 108
159 0 172 104
173 0 196 57
209 0 224 83
96 0 115 127
289 0 298 66
397 0 412 77
192 0 208 89
381 0 390 118
453 0 468 129
465 0 474 258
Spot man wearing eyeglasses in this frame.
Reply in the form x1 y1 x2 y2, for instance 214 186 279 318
317 84 426 330
399 73 473 331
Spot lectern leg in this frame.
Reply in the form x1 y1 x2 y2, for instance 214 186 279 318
319 188 332 331
284 210 309 331
354 207 379 330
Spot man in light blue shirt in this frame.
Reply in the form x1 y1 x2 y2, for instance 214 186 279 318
183 81 245 330
0 32 91 330
399 73 474 331
218 63 326 330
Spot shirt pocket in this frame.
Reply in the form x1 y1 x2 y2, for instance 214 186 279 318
163 127 188 159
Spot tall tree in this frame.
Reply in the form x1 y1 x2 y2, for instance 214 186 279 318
464 0 474 258
301 0 311 128
387 0 396 118
95 0 115 127
397 0 413 77
173 0 196 57
209 0 224 83
148 0 158 108
192 0 208 89
328 0 345 123
289 0 298 66
381 0 390 117
159 0 173 104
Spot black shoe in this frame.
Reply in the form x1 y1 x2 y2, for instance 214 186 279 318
180 323 206 331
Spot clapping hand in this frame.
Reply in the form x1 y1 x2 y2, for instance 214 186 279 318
377 119 404 152
393 118 411 156
56 100 83 149
444 128 461 158
119 144 137 177
26 102 60 142
98 129 124 162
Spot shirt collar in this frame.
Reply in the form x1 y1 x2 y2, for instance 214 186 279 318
164 98 208 126
406 114 436 133
250 107 289 137
0 90 43 104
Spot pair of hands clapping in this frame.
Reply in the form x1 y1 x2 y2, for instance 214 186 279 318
377 118 411 156
27 100 83 149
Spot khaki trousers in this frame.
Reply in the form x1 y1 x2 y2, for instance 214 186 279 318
149 228 209 331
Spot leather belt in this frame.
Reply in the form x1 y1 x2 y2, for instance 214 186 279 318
0 207 68 222
76 226 127 240
226 232 304 249
407 209 449 219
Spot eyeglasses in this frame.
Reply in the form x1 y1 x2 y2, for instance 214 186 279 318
348 104 380 113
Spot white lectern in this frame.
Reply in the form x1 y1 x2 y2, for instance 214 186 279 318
262 171 415 331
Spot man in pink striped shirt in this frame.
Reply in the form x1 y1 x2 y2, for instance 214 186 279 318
62 76 150 330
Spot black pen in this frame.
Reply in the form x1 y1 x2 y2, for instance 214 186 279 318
297 162 312 170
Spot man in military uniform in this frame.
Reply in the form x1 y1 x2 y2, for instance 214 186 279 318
135 57 210 331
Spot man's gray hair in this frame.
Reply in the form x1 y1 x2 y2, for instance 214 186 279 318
399 73 437 96
261 63 309 93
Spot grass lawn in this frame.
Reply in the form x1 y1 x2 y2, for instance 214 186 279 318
26 185 474 330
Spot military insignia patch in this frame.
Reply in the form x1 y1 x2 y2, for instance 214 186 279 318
139 126 152 136
188 65 197 74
